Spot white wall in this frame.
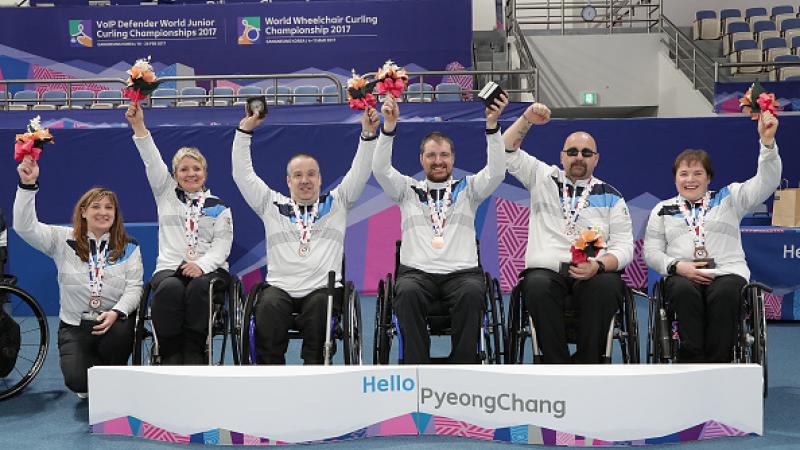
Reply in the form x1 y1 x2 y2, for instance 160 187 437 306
656 49 715 117
526 34 661 108
473 0 497 32
663 0 800 27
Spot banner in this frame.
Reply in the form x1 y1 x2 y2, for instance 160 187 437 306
0 0 471 92
88 365 763 445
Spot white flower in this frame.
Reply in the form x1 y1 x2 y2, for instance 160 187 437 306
28 115 42 132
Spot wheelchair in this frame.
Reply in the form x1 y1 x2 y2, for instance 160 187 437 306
373 240 507 365
132 273 242 366
0 274 49 400
506 270 642 364
239 267 362 366
647 277 770 396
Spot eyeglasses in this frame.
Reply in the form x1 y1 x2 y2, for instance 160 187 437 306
562 147 597 158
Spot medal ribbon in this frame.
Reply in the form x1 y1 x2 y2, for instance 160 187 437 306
291 200 319 245
425 180 452 237
88 239 108 305
184 191 207 256
677 191 710 250
561 177 595 236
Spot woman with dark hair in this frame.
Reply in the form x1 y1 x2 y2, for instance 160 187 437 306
125 103 233 365
14 156 143 397
643 112 782 363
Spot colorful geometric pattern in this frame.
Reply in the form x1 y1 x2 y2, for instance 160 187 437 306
495 198 529 292
92 414 755 446
764 292 783 320
621 239 648 290
30 64 108 95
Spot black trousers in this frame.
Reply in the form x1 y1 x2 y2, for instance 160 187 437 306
392 265 485 364
521 269 625 364
253 285 343 365
665 274 747 363
57 318 135 393
149 269 230 365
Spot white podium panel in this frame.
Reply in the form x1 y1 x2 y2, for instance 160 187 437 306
417 365 762 445
89 366 418 444
89 364 762 446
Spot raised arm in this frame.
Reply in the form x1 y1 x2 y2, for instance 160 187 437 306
730 111 782 215
372 96 409 202
503 102 551 152
233 107 276 216
469 94 509 203
126 103 174 197
335 106 379 207
13 157 60 257
503 103 552 190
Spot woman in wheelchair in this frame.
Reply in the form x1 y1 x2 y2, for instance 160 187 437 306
126 103 233 365
643 111 781 363
14 156 143 397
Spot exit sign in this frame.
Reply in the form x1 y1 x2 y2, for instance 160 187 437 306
580 91 598 106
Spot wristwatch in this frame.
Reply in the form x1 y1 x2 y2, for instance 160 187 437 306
595 259 606 274
667 260 678 276
360 130 377 140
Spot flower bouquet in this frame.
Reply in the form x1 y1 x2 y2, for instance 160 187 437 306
123 56 160 104
570 226 606 265
375 59 408 99
739 79 779 127
14 116 53 162
346 70 377 110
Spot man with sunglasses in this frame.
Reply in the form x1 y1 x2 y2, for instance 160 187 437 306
503 103 634 364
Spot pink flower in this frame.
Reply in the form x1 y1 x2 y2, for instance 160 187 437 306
14 139 42 162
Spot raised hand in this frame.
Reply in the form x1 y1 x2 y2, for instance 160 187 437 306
486 93 509 129
17 155 39 185
238 103 267 132
381 95 400 133
125 103 148 137
757 110 778 146
361 105 380 136
524 102 551 126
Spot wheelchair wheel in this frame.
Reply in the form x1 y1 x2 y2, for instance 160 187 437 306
619 289 640 364
132 283 157 366
343 282 362 365
373 275 393 365
483 274 505 364
239 286 260 365
228 279 243 366
741 282 769 397
0 282 49 401
506 286 526 364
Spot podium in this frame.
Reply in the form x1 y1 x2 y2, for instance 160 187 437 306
89 365 762 446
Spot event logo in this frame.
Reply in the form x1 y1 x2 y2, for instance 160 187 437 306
238 17 261 45
69 20 93 48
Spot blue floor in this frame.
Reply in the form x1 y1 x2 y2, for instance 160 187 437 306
1 296 799 449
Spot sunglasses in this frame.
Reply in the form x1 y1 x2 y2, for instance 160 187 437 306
562 147 597 158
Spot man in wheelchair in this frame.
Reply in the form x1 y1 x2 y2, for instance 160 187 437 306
372 95 508 364
503 102 634 364
232 103 379 364
643 111 781 363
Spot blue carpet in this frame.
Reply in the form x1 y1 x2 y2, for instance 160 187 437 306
1 296 798 449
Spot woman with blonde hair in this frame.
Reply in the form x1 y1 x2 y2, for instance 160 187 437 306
14 156 142 398
125 103 233 365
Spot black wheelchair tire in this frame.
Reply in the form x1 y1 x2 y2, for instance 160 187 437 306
0 284 49 401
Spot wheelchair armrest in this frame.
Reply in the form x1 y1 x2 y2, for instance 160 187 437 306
744 281 773 294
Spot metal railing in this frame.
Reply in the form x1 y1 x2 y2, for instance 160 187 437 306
507 17 540 100
507 0 662 35
0 68 539 110
658 14 717 102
